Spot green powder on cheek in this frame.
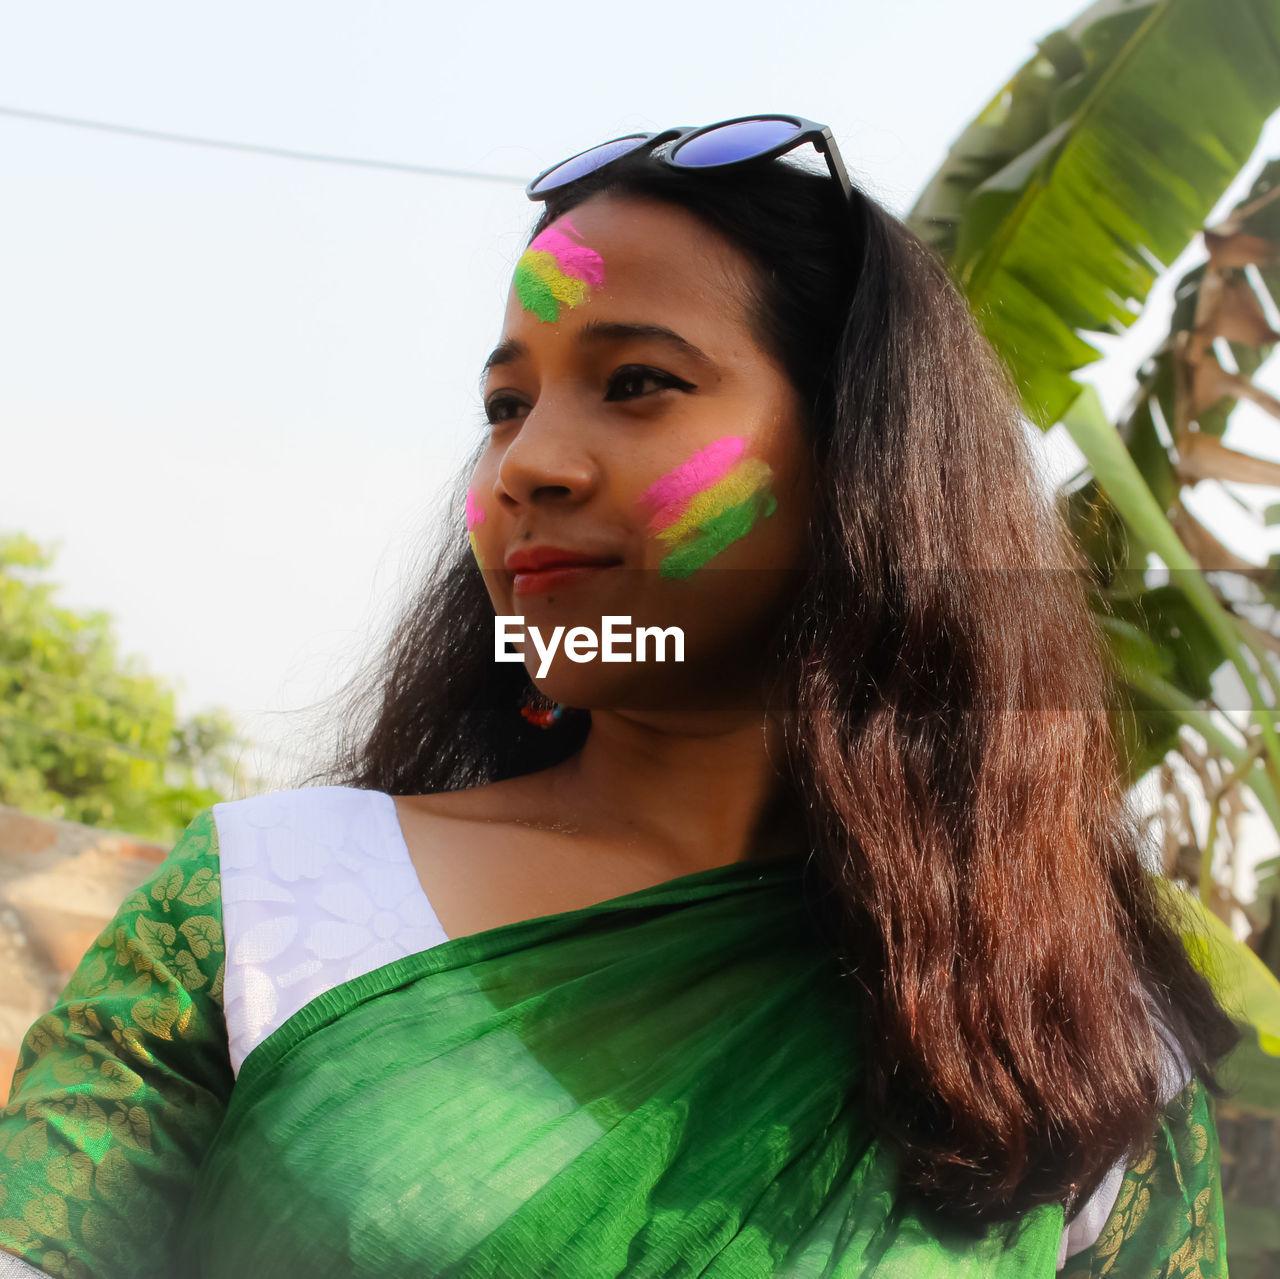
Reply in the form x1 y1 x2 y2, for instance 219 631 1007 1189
659 490 778 580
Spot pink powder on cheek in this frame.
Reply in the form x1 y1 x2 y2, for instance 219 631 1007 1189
638 436 747 529
465 487 486 570
465 487 486 532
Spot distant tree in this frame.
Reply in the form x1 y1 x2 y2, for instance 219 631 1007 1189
0 531 257 843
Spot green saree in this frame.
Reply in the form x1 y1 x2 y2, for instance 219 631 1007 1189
0 802 1229 1277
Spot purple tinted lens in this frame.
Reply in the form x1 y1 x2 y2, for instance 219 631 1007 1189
530 135 650 193
672 118 802 167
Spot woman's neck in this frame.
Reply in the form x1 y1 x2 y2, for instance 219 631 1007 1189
539 707 804 875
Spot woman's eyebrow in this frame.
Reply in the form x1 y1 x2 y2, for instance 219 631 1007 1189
479 320 716 386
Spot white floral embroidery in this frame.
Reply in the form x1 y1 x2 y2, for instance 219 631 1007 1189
214 786 450 1074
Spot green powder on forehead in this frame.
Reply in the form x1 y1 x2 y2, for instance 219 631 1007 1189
513 263 560 324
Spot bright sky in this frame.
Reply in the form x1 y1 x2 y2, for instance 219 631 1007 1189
3 2 1277 907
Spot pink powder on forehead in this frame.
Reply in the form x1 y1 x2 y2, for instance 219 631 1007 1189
528 214 606 288
639 436 746 517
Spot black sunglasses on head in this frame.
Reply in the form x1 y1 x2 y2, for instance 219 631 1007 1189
525 113 855 207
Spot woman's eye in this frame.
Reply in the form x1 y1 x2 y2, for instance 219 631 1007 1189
483 366 693 426
604 366 693 401
483 395 525 426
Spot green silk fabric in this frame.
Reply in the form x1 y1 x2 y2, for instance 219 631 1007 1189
0 802 1230 1277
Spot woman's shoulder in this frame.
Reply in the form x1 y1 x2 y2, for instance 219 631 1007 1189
211 783 430 895
212 781 526 858
212 783 395 844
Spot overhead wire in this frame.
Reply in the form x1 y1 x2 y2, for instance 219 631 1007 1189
0 103 529 185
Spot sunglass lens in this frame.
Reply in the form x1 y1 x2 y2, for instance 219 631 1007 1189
671 118 802 167
529 135 651 194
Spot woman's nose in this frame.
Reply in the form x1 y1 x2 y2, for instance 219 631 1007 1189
495 401 599 507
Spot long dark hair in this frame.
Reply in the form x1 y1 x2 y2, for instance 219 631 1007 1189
301 147 1240 1221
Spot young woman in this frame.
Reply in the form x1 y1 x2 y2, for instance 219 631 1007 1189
0 115 1239 1278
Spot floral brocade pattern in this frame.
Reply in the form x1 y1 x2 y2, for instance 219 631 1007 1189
0 809 233 1279
1058 1074 1228 1278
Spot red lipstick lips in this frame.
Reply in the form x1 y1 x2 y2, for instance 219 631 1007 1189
506 546 622 595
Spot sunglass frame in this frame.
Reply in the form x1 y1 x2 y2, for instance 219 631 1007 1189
525 113 854 206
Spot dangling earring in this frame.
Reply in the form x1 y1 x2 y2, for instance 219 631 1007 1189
517 683 565 729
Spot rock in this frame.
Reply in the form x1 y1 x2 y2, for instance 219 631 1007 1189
0 804 166 1094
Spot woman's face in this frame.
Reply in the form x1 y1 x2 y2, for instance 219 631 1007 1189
468 192 816 716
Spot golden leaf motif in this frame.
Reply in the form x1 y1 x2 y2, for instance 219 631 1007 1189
173 996 195 1038
131 995 179 1040
108 1103 152 1153
178 914 222 959
22 1018 65 1059
1093 1217 1125 1266
128 945 162 980
150 865 184 911
110 924 136 969
95 1058 141 1100
53 1252 94 1279
93 1146 139 1202
45 1151 93 1201
1188 1122 1208 1167
22 1191 68 1236
60 1096 109 1145
4 1121 48 1163
109 1024 152 1066
135 916 176 952
33 1097 67 1124
78 1205 112 1248
0 1217 33 1244
1094 1180 1153 1276
178 867 219 907
1170 1136 1189 1197
121 972 152 999
115 887 150 917
1164 1186 1216 1275
50 1053 91 1089
171 949 208 992
64 1003 102 1040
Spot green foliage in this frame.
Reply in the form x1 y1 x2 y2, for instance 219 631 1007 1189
910 4 1280 1264
0 531 253 844
907 0 1280 430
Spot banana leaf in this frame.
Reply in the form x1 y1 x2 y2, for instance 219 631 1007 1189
907 0 1280 431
